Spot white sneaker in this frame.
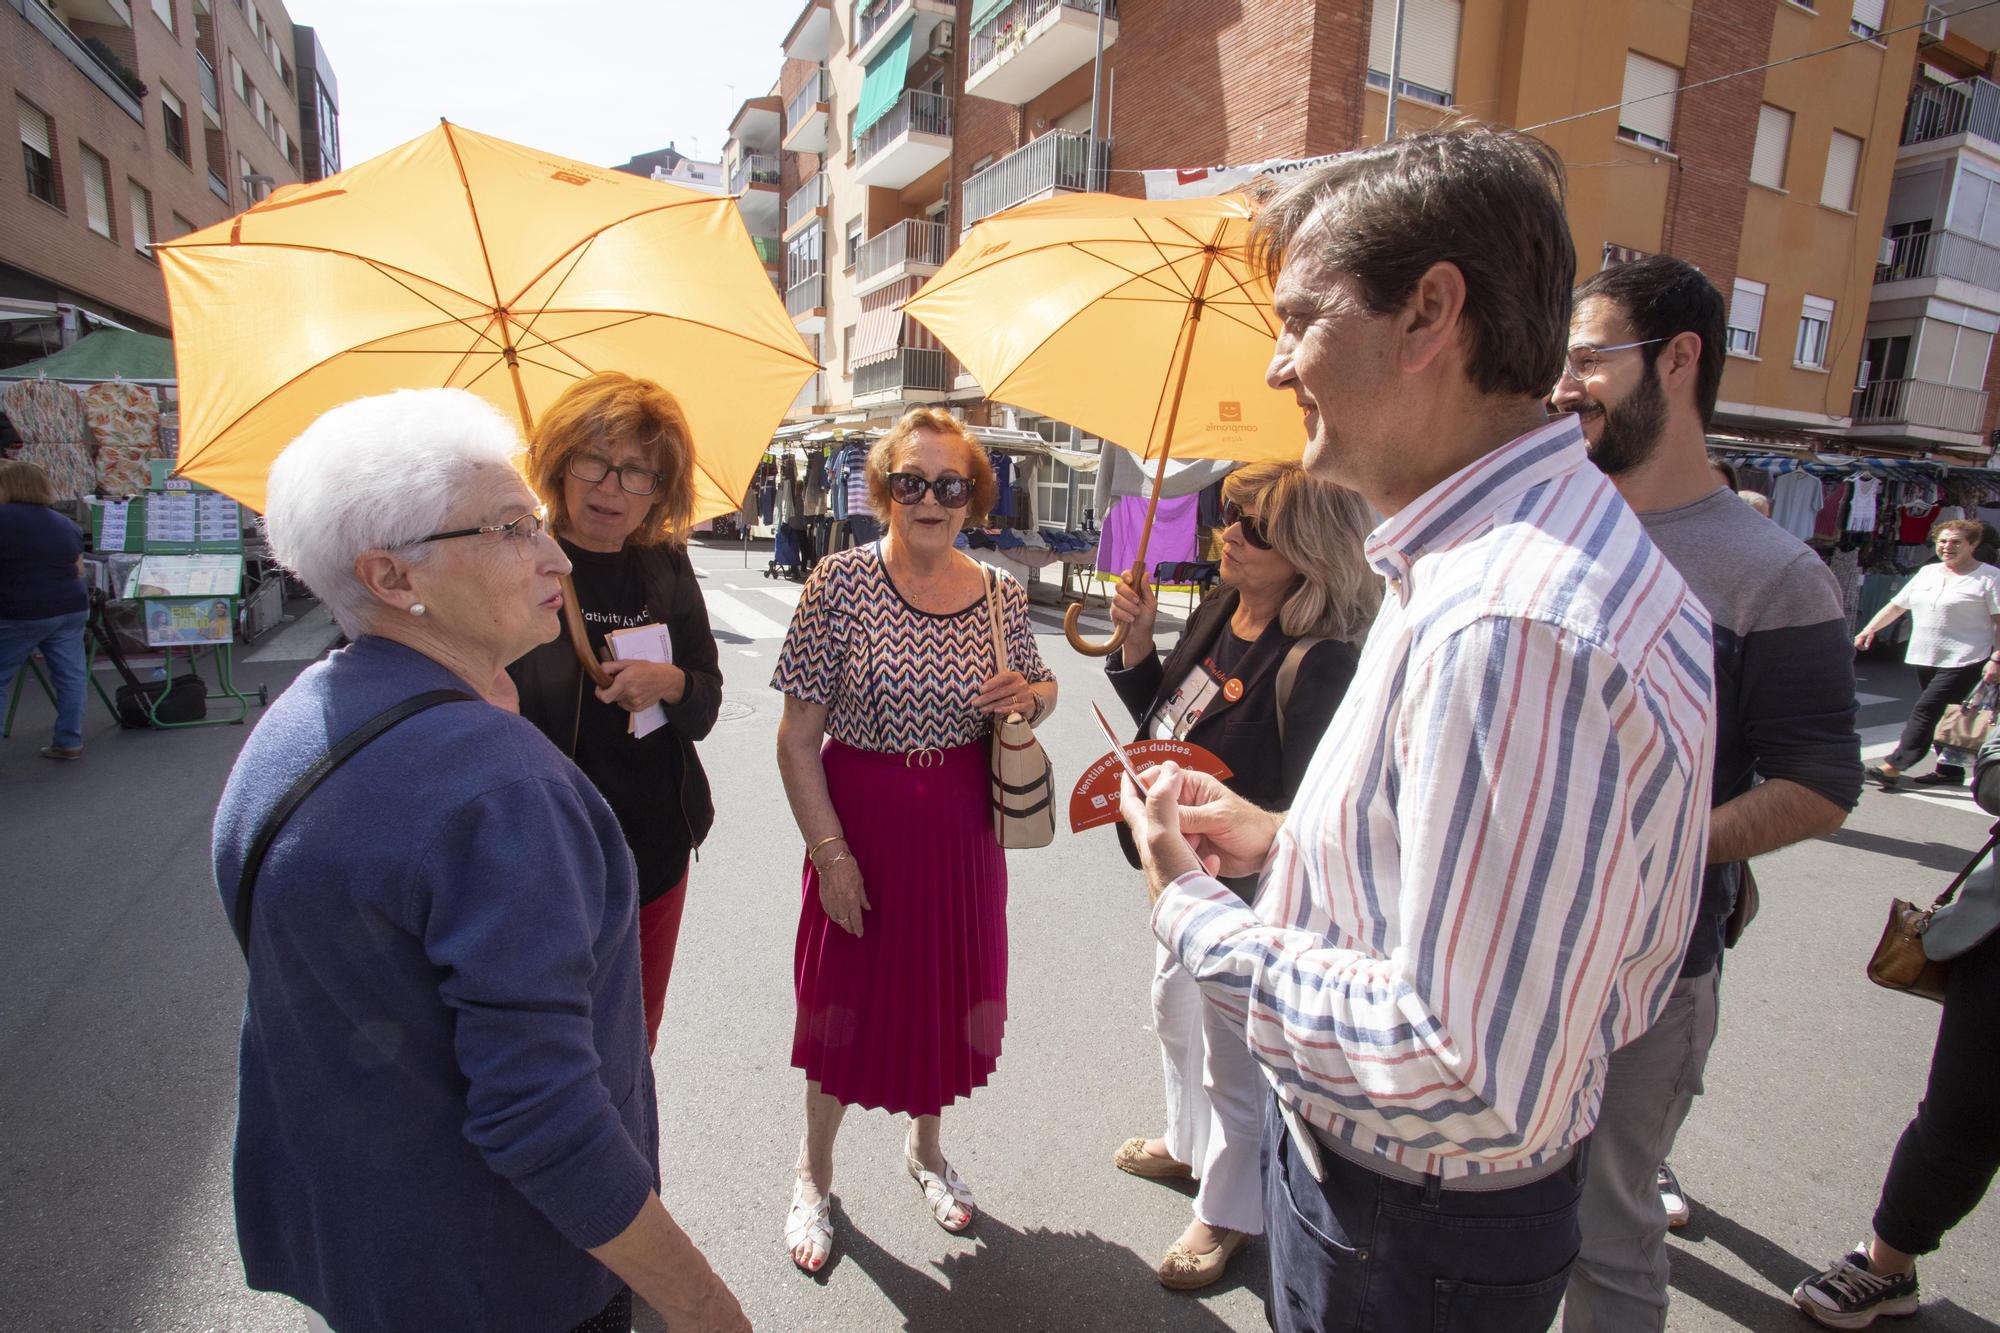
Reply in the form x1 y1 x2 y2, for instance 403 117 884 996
1658 1163 1690 1229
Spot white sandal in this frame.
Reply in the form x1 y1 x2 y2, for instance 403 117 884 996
785 1166 833 1274
905 1150 975 1233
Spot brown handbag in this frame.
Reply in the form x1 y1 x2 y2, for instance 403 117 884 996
984 568 1055 849
1867 819 2000 1004
1934 685 1998 754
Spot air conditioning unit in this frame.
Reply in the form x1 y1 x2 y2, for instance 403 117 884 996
1921 4 1948 44
928 21 955 59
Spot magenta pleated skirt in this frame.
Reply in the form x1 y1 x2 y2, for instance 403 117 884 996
793 738 1008 1117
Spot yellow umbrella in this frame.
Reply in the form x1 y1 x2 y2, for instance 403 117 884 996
157 121 816 521
904 191 1299 656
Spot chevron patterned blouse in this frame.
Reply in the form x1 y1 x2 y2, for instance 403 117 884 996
772 544 1053 754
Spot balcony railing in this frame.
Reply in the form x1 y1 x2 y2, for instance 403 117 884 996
855 347 951 397
856 0 909 50
1903 75 2000 147
1876 228 2000 291
786 70 830 134
196 49 218 113
730 152 780 194
6 0 144 123
856 90 953 165
785 273 826 318
962 131 1110 229
856 219 949 285
785 173 828 231
1852 378 1991 434
970 0 1116 72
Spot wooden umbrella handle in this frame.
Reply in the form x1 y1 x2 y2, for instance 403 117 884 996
1063 558 1140 657
559 572 614 689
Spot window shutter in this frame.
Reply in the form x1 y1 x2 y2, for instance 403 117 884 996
129 183 153 251
1730 278 1766 338
83 153 109 236
1823 131 1863 210
1851 0 1886 30
18 101 51 157
1619 53 1679 146
1751 105 1792 189
1368 0 1464 99
162 88 182 119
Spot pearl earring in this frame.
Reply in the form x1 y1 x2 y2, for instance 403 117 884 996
410 602 426 616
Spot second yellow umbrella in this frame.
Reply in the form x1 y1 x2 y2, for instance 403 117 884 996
905 190 1300 656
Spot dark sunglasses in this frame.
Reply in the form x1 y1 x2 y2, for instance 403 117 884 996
1221 500 1273 550
887 471 972 509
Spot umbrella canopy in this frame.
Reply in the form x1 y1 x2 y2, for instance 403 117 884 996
902 190 1300 465
156 121 816 515
905 190 1301 655
0 329 176 383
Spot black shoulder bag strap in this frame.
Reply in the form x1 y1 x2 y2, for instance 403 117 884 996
231 689 474 959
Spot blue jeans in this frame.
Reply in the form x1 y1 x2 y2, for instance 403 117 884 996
1 610 89 749
1263 1096 1587 1333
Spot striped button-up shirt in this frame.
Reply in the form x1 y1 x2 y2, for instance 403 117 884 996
1153 417 1715 1180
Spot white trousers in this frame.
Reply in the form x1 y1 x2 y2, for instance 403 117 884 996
1153 942 1267 1234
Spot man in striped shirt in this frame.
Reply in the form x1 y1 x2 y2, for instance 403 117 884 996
1121 125 1716 1333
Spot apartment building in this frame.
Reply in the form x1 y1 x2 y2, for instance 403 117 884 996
743 0 1949 464
4 0 328 348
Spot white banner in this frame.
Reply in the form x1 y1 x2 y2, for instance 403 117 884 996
1141 151 1344 200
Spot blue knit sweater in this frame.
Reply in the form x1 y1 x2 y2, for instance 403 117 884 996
212 637 657 1332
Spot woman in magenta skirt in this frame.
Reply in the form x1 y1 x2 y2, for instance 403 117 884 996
771 406 1057 1274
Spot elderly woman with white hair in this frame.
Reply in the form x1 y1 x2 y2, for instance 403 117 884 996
210 389 746 1333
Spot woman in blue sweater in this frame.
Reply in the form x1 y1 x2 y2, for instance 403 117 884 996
210 390 746 1333
0 460 89 759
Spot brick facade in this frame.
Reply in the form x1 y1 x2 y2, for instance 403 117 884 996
2 0 311 334
1660 0 1776 299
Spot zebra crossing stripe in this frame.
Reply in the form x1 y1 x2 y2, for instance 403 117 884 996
701 589 792 641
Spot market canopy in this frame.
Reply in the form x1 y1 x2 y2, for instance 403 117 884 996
0 329 176 383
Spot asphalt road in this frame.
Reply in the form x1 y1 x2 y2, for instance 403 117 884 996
1 538 1995 1332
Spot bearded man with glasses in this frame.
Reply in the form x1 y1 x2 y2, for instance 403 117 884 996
1550 254 1862 1332
509 371 725 1055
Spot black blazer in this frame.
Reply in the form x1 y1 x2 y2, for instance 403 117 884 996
509 542 722 875
1106 585 1359 884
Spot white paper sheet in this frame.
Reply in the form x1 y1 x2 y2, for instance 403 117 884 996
606 623 673 739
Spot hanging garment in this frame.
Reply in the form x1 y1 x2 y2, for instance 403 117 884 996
1846 475 1881 533
95 444 153 497
803 448 828 517
82 382 160 453
1813 482 1850 541
1900 503 1941 544
1 379 87 443
989 454 1014 519
1096 493 1199 576
1768 470 1824 541
16 439 94 500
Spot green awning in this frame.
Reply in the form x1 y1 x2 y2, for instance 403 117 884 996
0 329 176 382
970 0 1013 35
853 18 915 144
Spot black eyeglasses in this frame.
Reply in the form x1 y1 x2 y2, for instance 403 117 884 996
568 453 665 496
412 509 550 557
887 472 972 509
1221 500 1273 550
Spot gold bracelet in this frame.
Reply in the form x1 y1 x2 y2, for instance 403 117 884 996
808 834 846 865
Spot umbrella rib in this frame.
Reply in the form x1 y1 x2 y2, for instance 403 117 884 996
1063 241 1202 302
904 233 1206 309
154 241 495 312
508 234 598 352
513 312 653 353
515 349 592 379
441 122 512 319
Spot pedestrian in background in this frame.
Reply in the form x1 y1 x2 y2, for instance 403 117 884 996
509 371 723 1052
1793 722 2000 1328
1551 254 1861 1332
1855 518 2000 790
1739 490 1772 518
0 459 88 760
1105 459 1376 1291
771 405 1057 1275
1120 123 1715 1333
212 389 746 1333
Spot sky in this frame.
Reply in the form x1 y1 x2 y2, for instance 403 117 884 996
294 0 807 170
